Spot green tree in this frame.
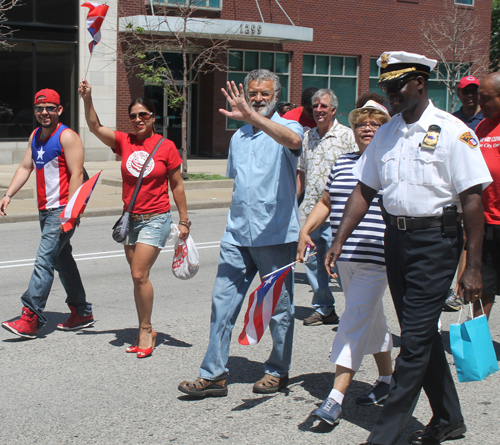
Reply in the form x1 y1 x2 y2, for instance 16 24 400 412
421 0 488 111
120 1 233 179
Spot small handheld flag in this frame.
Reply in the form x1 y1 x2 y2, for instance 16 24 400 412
238 263 294 345
59 171 101 232
81 2 109 54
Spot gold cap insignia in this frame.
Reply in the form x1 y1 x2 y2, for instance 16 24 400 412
381 53 390 68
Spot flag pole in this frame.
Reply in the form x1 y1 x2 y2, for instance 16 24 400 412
262 252 318 279
84 53 93 80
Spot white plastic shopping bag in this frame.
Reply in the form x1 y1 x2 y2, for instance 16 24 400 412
168 224 199 280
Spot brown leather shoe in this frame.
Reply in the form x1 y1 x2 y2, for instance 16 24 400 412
178 378 228 398
303 309 339 326
253 374 289 394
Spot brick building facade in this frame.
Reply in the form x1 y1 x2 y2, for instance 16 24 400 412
0 0 491 163
116 0 490 158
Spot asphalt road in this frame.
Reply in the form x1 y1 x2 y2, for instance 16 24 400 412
0 208 499 445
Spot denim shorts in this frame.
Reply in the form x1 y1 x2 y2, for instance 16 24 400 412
124 212 172 248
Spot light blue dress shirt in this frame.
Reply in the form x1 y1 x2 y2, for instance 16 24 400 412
221 112 304 247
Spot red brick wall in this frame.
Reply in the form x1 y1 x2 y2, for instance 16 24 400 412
117 0 492 156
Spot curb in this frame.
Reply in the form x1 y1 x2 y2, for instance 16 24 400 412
101 178 233 190
0 200 232 224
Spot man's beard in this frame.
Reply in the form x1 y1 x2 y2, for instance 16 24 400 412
250 97 277 117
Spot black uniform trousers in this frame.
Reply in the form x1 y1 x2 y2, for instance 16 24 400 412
368 224 464 445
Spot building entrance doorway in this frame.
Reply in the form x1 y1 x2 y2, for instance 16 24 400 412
145 82 198 155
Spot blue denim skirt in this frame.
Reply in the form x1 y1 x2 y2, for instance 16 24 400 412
124 211 172 248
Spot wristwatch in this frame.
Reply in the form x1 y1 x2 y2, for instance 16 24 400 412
179 220 191 229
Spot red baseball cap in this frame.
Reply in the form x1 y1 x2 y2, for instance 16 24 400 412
457 76 480 91
34 89 61 105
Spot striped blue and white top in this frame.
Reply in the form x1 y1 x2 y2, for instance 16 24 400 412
325 152 386 266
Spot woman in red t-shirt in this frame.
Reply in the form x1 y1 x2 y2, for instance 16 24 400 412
79 79 190 358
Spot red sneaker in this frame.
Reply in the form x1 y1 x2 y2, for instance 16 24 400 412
2 307 38 339
57 305 95 331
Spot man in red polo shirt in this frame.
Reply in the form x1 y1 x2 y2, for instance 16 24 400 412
475 72 500 319
283 87 318 130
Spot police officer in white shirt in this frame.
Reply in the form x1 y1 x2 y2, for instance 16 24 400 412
325 52 492 445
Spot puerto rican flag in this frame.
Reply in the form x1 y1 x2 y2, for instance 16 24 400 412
81 2 109 54
238 264 293 345
59 171 101 232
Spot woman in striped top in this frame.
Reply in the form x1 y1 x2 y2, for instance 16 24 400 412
297 100 394 426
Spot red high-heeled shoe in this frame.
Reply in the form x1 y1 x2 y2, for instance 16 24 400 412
127 328 155 354
137 330 157 358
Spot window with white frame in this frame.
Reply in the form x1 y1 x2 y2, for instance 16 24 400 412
227 50 290 130
302 54 358 126
152 0 222 10
369 58 466 113
455 0 473 5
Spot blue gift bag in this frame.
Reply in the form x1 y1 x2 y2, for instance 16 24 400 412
450 303 499 383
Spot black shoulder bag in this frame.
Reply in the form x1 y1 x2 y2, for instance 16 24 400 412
112 137 165 243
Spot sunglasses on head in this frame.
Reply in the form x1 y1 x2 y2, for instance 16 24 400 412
34 105 58 113
129 111 153 121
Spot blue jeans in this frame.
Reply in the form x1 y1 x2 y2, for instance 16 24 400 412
200 241 296 380
304 221 338 315
21 208 91 327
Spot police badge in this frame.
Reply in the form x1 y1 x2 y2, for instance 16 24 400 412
421 125 441 151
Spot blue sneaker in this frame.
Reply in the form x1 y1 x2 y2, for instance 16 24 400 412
355 381 390 405
312 397 342 425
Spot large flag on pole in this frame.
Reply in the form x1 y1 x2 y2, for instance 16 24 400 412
81 2 109 54
238 263 294 345
59 171 101 232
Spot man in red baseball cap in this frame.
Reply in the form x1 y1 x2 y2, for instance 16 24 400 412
452 76 483 131
34 88 61 106
0 88 94 339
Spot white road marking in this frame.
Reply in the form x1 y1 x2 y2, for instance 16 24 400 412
0 241 221 269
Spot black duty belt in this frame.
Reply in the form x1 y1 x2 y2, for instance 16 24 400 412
384 213 442 231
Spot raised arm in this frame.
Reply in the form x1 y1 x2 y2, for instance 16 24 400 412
218 81 302 151
324 181 377 277
79 78 116 149
458 184 484 303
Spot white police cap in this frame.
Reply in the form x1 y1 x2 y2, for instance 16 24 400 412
377 51 437 84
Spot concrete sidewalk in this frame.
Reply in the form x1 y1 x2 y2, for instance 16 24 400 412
0 158 233 223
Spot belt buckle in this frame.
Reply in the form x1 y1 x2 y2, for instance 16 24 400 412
397 217 406 231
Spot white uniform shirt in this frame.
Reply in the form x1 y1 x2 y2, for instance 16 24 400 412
353 101 492 217
298 119 356 219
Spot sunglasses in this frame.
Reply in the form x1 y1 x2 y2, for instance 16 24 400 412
379 76 417 93
34 105 58 113
129 111 153 121
355 122 382 130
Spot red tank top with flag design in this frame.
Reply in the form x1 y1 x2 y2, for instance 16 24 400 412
31 123 72 210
